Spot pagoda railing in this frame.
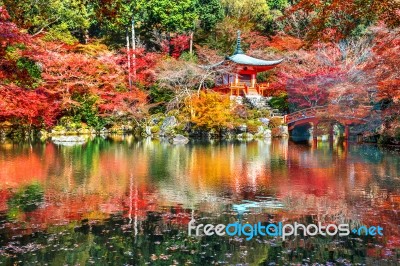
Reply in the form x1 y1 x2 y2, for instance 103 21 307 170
214 82 281 96
214 83 248 96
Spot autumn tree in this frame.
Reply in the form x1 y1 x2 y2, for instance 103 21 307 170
220 0 271 32
156 57 217 111
363 26 400 140
188 91 235 132
93 0 197 48
285 0 400 43
275 35 376 120
1 6 148 130
366 26 400 104
1 0 91 42
195 0 224 32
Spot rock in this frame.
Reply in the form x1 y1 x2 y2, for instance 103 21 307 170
255 128 271 139
237 124 247 133
150 117 160 126
51 129 66 135
170 134 189 144
52 136 86 145
264 129 272 137
145 126 152 136
160 116 178 136
161 116 177 130
259 118 270 126
279 125 289 136
208 128 220 139
77 128 92 135
100 127 109 134
230 95 243 105
237 133 254 140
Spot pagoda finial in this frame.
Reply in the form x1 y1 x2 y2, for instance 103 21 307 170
233 30 244 55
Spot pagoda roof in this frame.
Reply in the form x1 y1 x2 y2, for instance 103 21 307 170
227 53 283 66
227 30 283 67
203 31 283 70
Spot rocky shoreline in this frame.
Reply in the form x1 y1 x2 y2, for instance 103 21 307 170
0 114 290 144
2 114 398 145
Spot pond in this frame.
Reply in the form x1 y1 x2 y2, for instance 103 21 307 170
0 137 399 265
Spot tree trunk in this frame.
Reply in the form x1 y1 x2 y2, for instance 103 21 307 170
167 32 171 55
131 19 136 81
126 30 132 90
189 31 193 55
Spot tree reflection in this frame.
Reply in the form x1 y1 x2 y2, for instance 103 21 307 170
0 137 399 263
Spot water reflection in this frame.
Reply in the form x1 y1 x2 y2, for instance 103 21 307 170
0 137 399 264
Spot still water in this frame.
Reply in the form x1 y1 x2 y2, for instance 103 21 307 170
0 137 399 265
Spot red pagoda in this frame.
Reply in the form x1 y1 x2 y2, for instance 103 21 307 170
214 31 283 96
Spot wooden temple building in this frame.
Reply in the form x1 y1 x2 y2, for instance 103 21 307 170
214 31 283 96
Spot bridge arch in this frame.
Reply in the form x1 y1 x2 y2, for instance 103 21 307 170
284 106 369 140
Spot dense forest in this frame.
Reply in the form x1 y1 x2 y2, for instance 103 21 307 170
0 0 399 143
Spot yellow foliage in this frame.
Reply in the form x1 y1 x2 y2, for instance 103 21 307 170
73 42 109 56
187 92 235 130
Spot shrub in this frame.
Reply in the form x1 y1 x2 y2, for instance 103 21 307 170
70 94 106 131
269 117 283 128
271 127 281 137
247 119 262 134
15 57 42 88
188 92 234 131
179 51 198 62
149 85 174 114
269 92 289 113
150 126 160 133
247 109 270 120
43 24 78 45
73 42 109 56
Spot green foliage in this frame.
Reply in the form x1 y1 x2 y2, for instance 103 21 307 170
59 116 82 130
179 51 198 62
246 109 271 120
220 0 272 32
205 17 252 54
257 71 274 83
269 92 289 113
15 57 42 88
16 58 41 79
2 0 92 36
378 133 391 144
267 0 288 11
142 0 198 33
92 0 198 47
5 45 22 61
246 119 262 134
195 0 224 31
70 94 106 130
150 125 160 133
43 23 78 44
148 85 174 114
7 183 44 220
90 0 139 41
